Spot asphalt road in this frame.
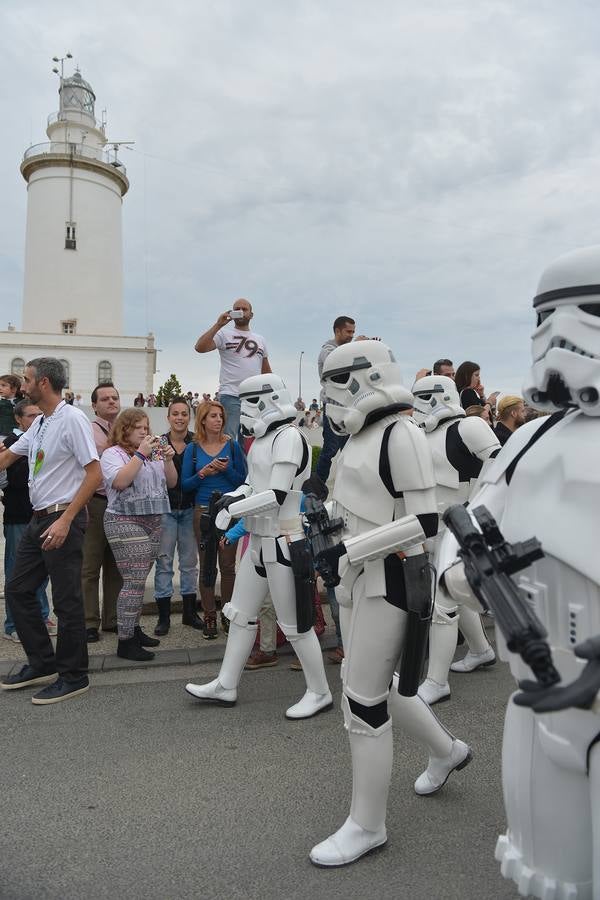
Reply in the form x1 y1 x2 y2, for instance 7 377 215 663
1 656 520 900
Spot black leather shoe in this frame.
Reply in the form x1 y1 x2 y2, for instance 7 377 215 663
1 665 57 691
134 626 160 648
86 628 100 643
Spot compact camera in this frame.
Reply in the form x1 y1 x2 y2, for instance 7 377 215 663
230 309 245 320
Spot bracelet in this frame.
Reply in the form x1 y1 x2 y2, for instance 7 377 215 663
134 451 147 462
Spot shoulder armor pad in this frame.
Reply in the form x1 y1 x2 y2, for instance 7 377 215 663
385 418 436 494
271 425 305 468
457 417 501 461
480 417 547 485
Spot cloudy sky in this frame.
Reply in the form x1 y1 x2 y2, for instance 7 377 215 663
2 0 600 401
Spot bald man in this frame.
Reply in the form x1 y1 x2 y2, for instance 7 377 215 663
195 298 272 439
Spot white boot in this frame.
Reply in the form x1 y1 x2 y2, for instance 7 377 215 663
452 606 495 673
389 676 453 757
284 628 332 720
414 739 472 796
418 677 450 705
450 646 496 673
310 697 391 867
185 619 257 706
419 604 458 704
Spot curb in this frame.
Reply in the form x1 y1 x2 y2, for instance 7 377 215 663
0 634 341 679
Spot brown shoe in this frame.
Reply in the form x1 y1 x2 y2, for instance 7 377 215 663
328 646 345 664
289 658 303 671
245 651 278 670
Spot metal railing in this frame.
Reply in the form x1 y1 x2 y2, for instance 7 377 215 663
22 141 126 176
47 110 105 132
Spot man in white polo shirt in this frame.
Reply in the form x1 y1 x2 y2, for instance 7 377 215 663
0 358 101 704
194 298 271 439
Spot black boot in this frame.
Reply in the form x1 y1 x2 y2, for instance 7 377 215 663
117 637 155 661
182 594 204 630
154 597 171 636
134 625 160 648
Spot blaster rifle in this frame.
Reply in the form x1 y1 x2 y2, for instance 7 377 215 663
199 490 223 589
443 503 561 688
303 494 345 588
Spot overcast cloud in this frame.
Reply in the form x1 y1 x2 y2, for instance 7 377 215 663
2 0 600 400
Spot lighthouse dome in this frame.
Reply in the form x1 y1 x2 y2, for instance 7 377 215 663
60 70 96 117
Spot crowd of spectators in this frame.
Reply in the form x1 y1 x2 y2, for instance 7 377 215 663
0 299 539 701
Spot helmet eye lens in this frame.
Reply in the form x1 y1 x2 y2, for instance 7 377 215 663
536 307 555 326
579 302 600 318
331 372 351 385
245 397 260 405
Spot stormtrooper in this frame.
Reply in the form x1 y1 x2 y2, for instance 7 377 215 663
411 375 500 705
439 246 600 899
185 374 332 720
308 341 471 869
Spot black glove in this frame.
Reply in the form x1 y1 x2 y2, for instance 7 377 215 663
302 474 329 501
315 542 346 588
214 494 239 514
514 635 600 712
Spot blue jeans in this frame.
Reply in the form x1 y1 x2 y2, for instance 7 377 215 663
154 508 198 599
219 394 241 442
316 404 348 482
3 522 50 634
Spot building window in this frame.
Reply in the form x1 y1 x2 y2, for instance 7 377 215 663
11 357 25 377
65 222 76 250
61 320 76 335
59 359 70 388
97 360 113 383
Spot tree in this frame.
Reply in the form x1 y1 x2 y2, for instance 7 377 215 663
155 373 183 407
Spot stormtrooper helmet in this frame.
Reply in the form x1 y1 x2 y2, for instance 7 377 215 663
523 245 600 416
238 374 296 438
411 375 464 432
321 340 413 435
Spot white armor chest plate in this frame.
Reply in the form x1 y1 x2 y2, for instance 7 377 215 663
476 412 600 761
331 419 408 538
498 413 599 588
427 423 469 515
245 427 307 536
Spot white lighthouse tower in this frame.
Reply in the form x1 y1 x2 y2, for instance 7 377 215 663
0 59 156 403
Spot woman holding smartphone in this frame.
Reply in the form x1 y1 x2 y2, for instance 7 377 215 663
181 401 247 639
101 409 177 661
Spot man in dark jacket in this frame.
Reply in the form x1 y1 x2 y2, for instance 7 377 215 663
2 400 52 640
494 395 526 446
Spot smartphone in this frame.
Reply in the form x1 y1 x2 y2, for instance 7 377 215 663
150 435 169 461
217 456 228 462
230 309 244 320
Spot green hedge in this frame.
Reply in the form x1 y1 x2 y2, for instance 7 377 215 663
311 445 321 471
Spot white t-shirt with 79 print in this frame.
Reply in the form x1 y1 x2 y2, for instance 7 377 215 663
213 326 268 398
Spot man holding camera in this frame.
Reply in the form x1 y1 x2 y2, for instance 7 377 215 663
195 298 271 439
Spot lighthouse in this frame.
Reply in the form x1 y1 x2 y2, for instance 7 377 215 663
0 60 156 403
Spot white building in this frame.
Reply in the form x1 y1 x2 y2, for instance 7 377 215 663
0 66 156 403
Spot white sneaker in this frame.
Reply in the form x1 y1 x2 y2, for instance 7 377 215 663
285 689 333 720
417 677 450 705
184 679 237 706
450 647 496 673
414 739 472 796
310 816 387 867
3 632 20 643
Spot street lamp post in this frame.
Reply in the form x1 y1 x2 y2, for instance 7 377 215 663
298 351 304 401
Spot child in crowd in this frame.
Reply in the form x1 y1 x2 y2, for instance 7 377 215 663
0 374 22 441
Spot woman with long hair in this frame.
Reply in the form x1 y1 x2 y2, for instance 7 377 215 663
101 409 177 661
181 401 247 639
455 360 499 412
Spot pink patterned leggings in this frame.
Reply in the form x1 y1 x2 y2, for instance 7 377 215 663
104 512 162 639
